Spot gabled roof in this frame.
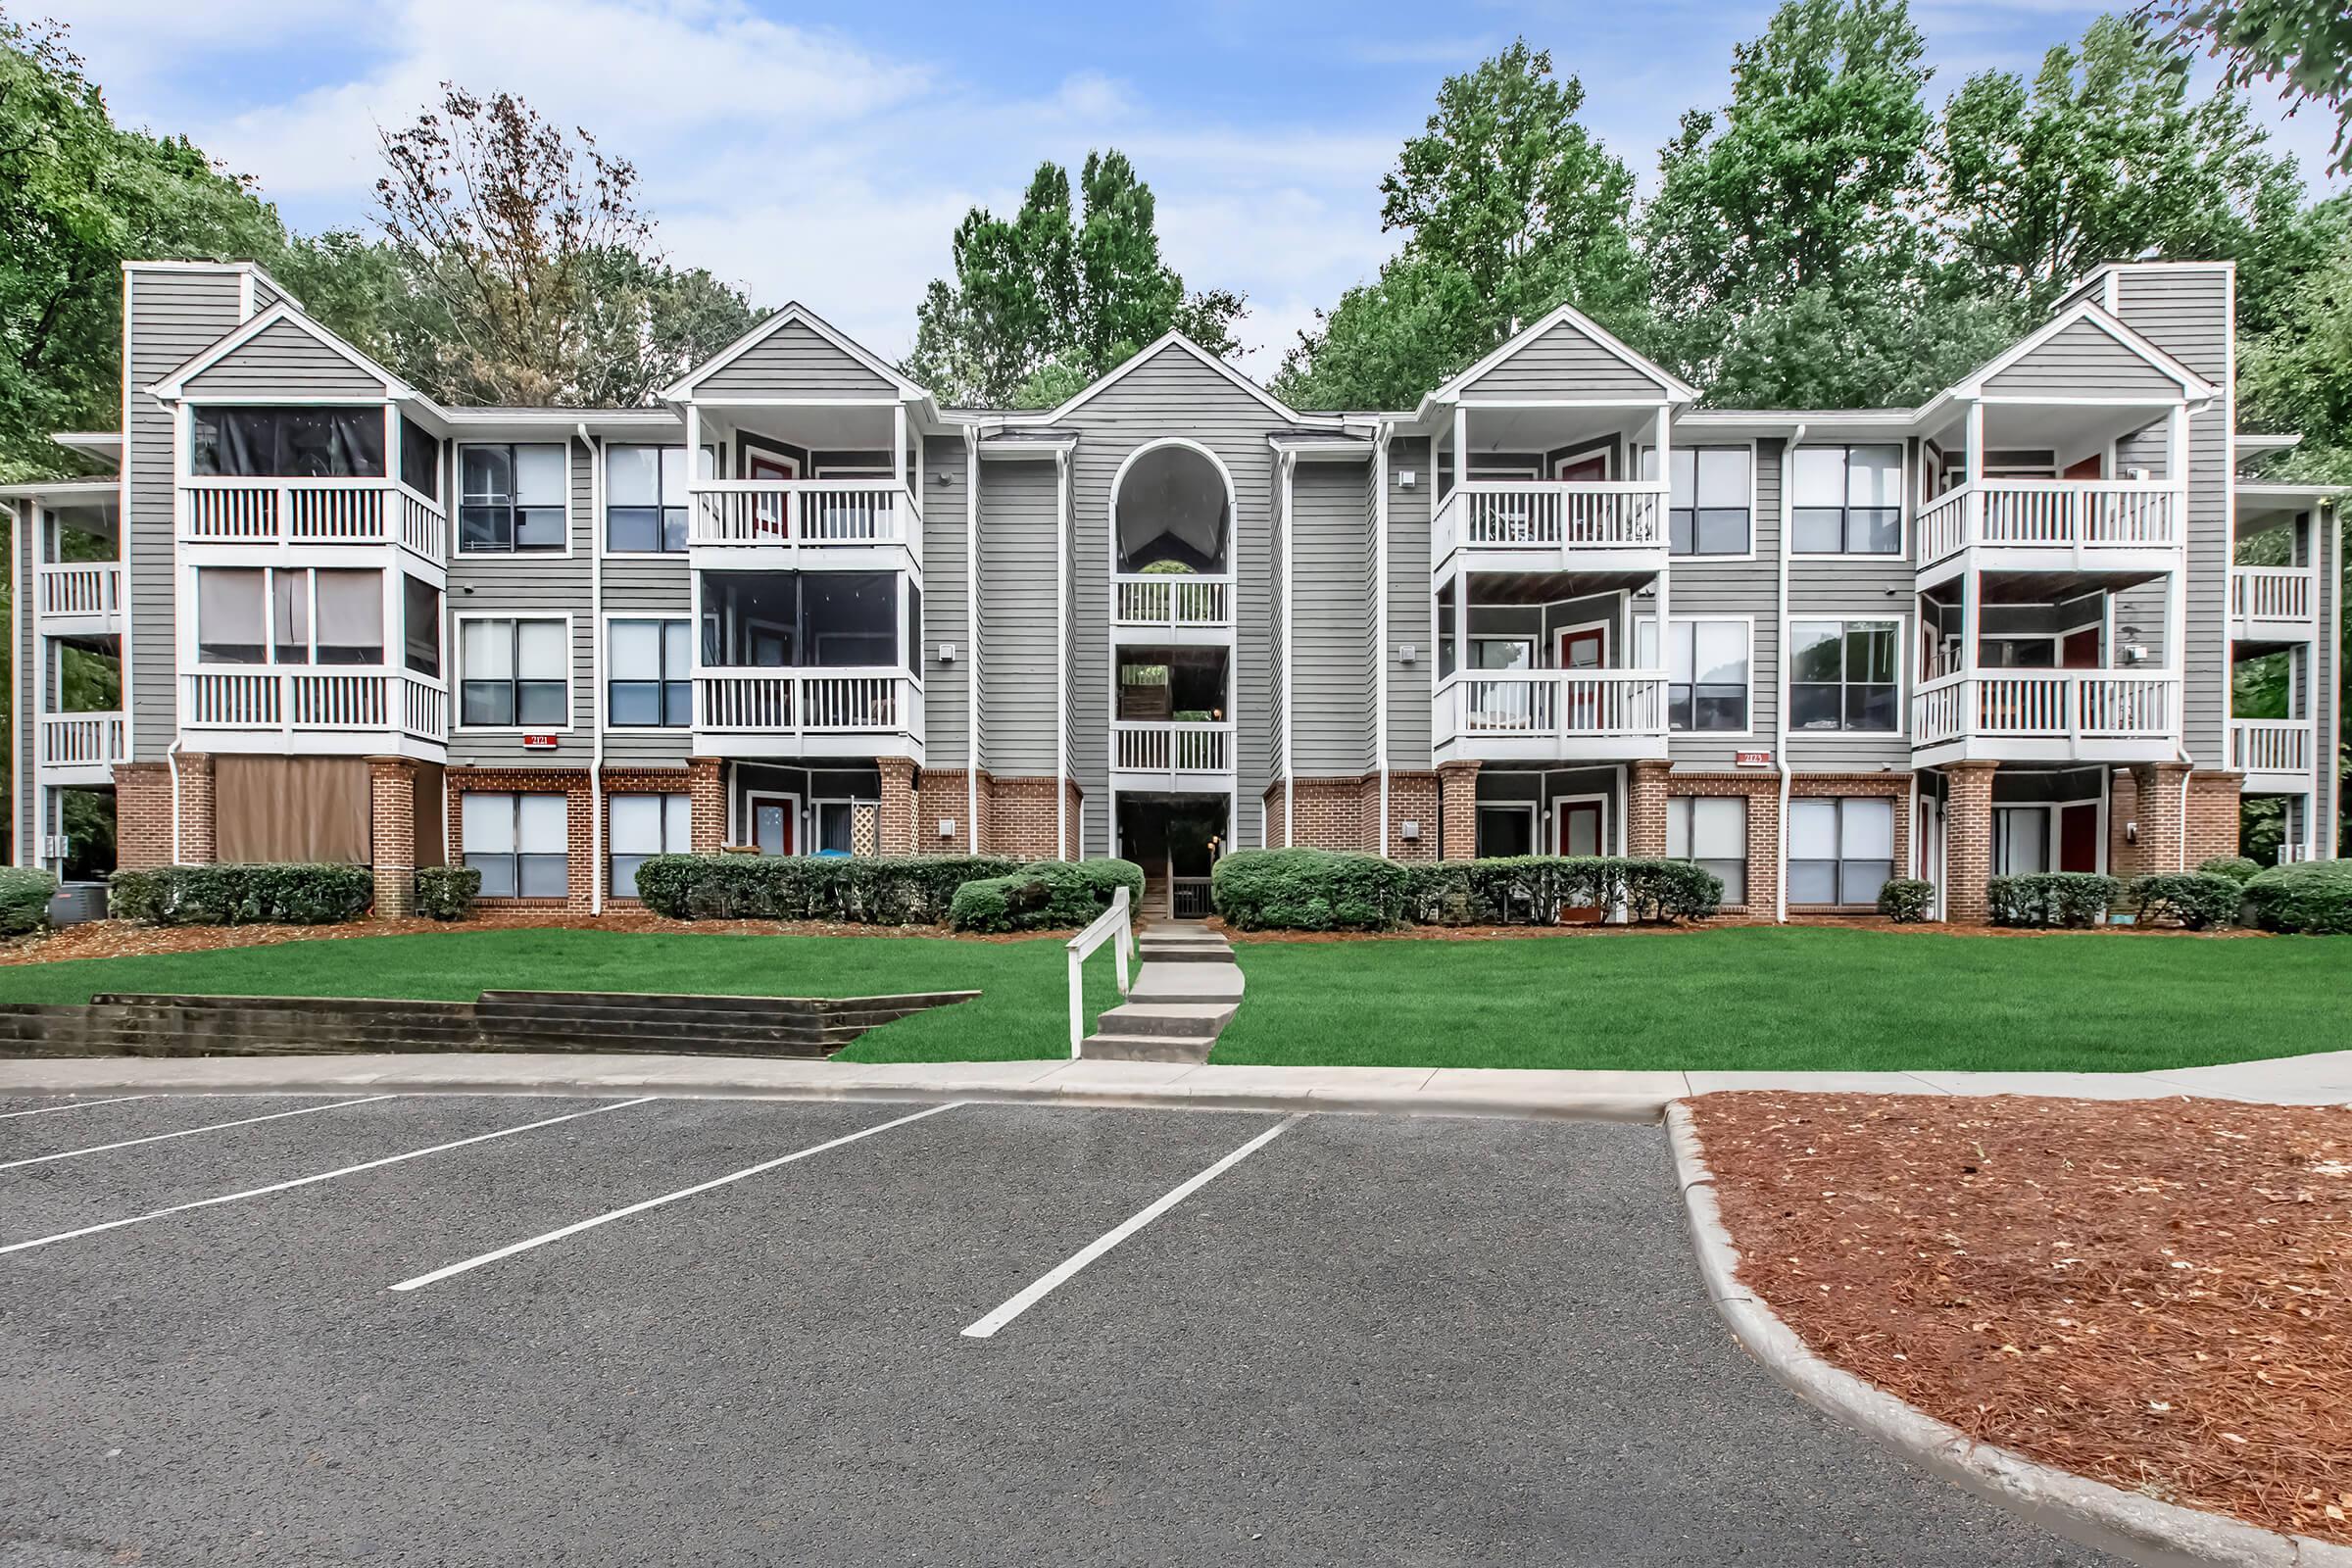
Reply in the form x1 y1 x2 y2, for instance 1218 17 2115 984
1021 332 1307 426
146 302 417 403
661 301 924 402
1419 302 1701 415
1926 300 2218 418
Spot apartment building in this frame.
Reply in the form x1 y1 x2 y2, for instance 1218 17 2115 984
3 259 2339 923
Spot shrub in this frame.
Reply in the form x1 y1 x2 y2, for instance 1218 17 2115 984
946 859 1146 933
0 867 58 937
633 855 1022 925
2126 871 2240 930
1214 851 1719 931
106 862 373 926
2197 855 2263 886
414 865 481 922
1985 871 2121 929
1213 850 1417 931
1876 878 1935 922
2242 858 2352 935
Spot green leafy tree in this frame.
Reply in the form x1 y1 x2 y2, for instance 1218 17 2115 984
1276 41 1642 411
904 151 1244 408
2149 0 2352 173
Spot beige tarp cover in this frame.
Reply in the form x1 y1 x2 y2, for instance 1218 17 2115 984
215 756 369 864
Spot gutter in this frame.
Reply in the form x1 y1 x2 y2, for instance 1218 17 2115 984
581 422 606 913
1776 421 1807 924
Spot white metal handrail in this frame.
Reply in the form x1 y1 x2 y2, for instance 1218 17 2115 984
179 670 449 742
2230 717 2314 773
1113 719 1234 774
1066 884 1134 1057
695 667 921 734
180 478 447 559
1435 480 1667 557
1918 479 2179 565
1911 669 2179 746
39 712 124 767
2230 566 2315 622
1112 574 1232 628
688 479 920 555
1436 669 1669 744
37 563 122 618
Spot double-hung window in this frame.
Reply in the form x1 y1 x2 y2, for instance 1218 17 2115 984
1788 797 1896 906
1666 796 1746 905
608 446 704 553
608 618 692 727
459 444 567 553
1641 618 1749 732
610 794 691 898
459 617 568 727
194 566 383 665
462 793 567 899
1791 445 1902 555
1789 619 1899 731
1645 447 1750 557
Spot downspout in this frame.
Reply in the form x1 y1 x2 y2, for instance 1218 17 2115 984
1776 421 1808 923
963 423 980 854
1054 447 1069 858
581 422 606 913
1374 424 1392 857
8 501 24 868
1279 449 1296 847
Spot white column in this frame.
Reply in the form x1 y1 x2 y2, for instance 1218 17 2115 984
1451 405 1468 494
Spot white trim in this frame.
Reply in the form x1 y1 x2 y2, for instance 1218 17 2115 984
597 611 694 735
1638 436 1761 564
1472 798 1540 858
1427 301 1701 409
1646 612 1759 741
744 788 803 855
1788 612 1911 742
1030 333 1305 426
450 439 576 560
450 610 576 735
147 301 409 403
1552 617 1610 670
1550 791 1609 857
662 301 922 402
1938 300 2218 408
1784 439 1909 562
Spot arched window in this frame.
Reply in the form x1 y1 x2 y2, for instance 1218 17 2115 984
1113 440 1232 575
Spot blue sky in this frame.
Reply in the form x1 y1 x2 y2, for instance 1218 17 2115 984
57 0 2347 375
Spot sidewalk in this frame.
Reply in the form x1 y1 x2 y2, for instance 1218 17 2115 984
3 1049 2348 1119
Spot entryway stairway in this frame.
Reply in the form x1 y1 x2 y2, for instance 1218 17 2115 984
1079 921 1243 1063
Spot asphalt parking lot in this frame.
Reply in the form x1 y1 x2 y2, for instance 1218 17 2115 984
0 1093 2109 1566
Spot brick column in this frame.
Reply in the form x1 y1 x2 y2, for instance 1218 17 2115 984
112 762 173 869
1437 760 1481 860
1628 760 1670 858
2183 769 2242 868
2126 761 2191 875
876 758 917 857
174 752 217 864
1943 761 1998 925
1386 772 1440 860
687 757 724 854
368 757 417 918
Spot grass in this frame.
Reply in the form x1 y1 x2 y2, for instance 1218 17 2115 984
1212 925 2352 1073
0 928 1120 1063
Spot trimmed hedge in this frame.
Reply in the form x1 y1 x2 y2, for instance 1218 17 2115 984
1986 871 2121 929
2126 871 2240 930
633 854 1022 925
415 865 481 922
2197 856 2264 886
0 867 58 937
1210 850 1721 931
2242 858 2352 935
1876 878 1935 922
947 859 1147 933
108 862 373 926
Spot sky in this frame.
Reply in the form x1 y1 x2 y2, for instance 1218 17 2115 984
51 0 2350 379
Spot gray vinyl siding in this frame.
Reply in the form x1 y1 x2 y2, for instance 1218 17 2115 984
1290 460 1374 774
598 543 693 765
445 438 596 766
1460 318 1670 399
696 320 896 398
1664 437 1780 768
1061 347 1283 855
2110 267 2230 764
1384 437 1433 767
127 266 249 758
2115 416 2171 479
1788 434 1914 769
919 434 969 768
1983 318 2182 399
974 458 1059 777
1266 468 1285 796
14 504 34 858
181 318 386 399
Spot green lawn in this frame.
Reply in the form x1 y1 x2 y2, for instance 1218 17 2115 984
1213 926 2352 1073
0 928 1115 1063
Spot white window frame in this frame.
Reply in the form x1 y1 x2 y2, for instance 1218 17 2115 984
1788 442 1907 560
1550 791 1610 857
1641 439 1758 562
744 788 802 856
1666 794 1749 906
1993 805 2054 877
453 441 573 558
1787 615 1906 736
604 443 715 558
1637 614 1755 739
461 790 571 901
453 611 574 734
608 791 692 900
1473 800 1539 858
601 613 694 732
1787 795 1898 907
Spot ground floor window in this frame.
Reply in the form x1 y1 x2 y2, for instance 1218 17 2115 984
1475 802 1536 858
1788 797 1895 906
1666 795 1746 905
463 792 567 898
1995 807 2050 875
610 793 690 898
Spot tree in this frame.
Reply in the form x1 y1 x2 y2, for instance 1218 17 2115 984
2238 212 2352 475
903 151 1244 408
1276 41 1642 410
1936 15 2305 312
2150 0 2352 173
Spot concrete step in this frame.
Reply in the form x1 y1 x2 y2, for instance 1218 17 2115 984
1137 942 1232 962
1079 1032 1215 1064
1127 963 1245 1006
1092 1002 1234 1041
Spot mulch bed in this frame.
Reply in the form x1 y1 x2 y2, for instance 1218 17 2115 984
1216 917 2258 943
1690 1093 2352 1544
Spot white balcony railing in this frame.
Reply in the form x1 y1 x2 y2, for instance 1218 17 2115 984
39 712 125 769
695 667 921 735
37 563 122 619
181 670 448 744
1436 670 1669 749
1113 719 1234 776
1918 480 2180 565
1112 574 1232 629
1433 481 1667 564
2230 566 2315 624
689 481 920 559
2230 718 2314 775
180 479 447 560
1912 670 2178 748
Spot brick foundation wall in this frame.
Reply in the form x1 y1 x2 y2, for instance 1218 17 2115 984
174 752 216 864
2183 769 2243 869
445 766 595 912
1788 773 1913 911
368 757 417 918
113 762 172 870
1628 760 1670 858
913 767 984 855
875 758 918 857
1388 771 1441 860
1663 772 1781 917
2123 761 2191 877
1944 761 1998 924
1261 780 1287 847
1261 775 1373 852
2107 765 2139 877
986 775 1069 859
686 757 723 854
1436 760 1481 860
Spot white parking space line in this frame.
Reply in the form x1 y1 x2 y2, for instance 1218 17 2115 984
389 1101 966 1293
0 1098 657 1257
0 1096 394 1171
961 1112 1305 1341
0 1096 157 1120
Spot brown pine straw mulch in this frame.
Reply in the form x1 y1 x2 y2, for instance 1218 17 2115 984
1690 1093 2352 1544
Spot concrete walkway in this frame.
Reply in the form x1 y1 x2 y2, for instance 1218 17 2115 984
2 1049 2346 1119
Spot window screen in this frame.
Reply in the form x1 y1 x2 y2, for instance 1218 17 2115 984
460 618 568 727
608 619 692 727
191 407 385 478
197 568 267 663
1666 795 1746 905
1788 797 1896 906
463 792 568 899
609 793 690 898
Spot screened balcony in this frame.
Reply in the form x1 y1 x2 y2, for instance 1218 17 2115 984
1111 645 1233 788
694 570 922 759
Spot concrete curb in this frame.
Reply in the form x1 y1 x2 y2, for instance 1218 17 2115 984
1664 1102 2352 1568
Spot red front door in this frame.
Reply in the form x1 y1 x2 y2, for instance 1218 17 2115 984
1555 801 1605 920
2061 627 2100 668
2063 455 2104 480
1555 455 1606 482
1557 626 1605 730
2059 803 2098 873
749 453 798 538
